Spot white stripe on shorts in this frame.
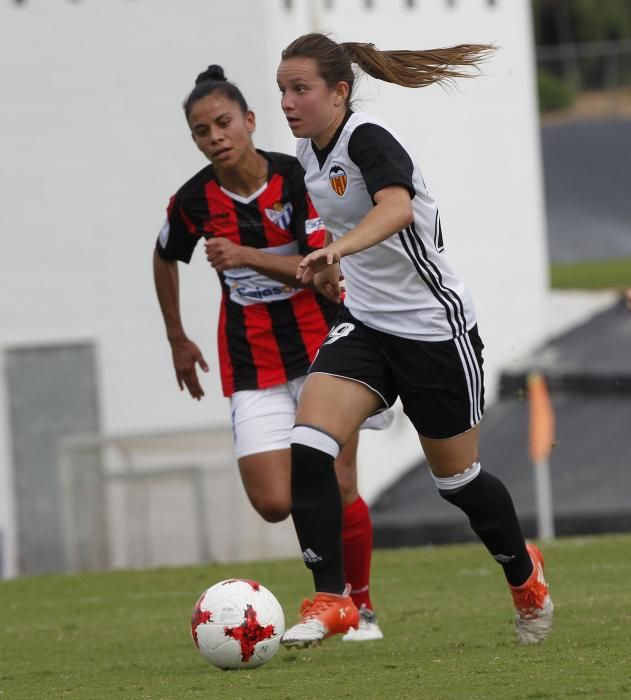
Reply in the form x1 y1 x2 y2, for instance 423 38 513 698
454 332 483 428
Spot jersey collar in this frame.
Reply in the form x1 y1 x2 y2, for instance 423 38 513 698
311 110 353 169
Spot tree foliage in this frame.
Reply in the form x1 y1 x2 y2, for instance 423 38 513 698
532 0 631 46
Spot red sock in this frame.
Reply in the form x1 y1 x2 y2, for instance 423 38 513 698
342 496 374 611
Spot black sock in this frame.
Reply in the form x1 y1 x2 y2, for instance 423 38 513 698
439 469 533 586
290 443 345 594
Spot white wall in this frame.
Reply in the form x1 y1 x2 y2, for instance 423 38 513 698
0 0 548 576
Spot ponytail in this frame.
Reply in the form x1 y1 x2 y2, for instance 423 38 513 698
281 33 495 106
341 42 494 88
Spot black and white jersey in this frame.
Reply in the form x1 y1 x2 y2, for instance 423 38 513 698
296 111 476 342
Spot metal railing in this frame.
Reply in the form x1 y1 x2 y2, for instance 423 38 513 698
536 39 631 91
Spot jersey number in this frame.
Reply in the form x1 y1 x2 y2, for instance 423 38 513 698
323 322 355 345
434 211 445 253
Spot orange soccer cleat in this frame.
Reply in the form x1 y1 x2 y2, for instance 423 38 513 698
281 584 359 648
509 543 554 644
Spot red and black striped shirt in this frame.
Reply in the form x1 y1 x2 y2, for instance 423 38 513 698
155 150 338 397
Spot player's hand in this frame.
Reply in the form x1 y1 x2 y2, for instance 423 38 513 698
296 246 341 285
170 336 209 400
205 238 246 271
314 265 343 303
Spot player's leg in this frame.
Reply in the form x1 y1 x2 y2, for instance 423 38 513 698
337 434 373 609
394 326 552 644
231 376 384 641
291 372 381 595
421 429 553 644
335 432 384 641
420 426 533 589
282 311 396 647
337 434 372 608
231 385 296 523
233 378 376 524
237 450 290 522
282 372 382 647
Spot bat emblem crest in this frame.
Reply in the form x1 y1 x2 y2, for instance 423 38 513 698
329 164 347 196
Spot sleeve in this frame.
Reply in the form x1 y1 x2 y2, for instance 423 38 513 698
154 193 200 264
288 161 327 254
348 123 415 200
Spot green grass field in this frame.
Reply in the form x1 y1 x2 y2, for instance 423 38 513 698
550 257 631 290
2 535 630 699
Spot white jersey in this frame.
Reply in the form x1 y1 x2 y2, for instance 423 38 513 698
296 111 476 342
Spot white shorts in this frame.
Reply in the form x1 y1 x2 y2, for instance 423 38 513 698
230 376 394 459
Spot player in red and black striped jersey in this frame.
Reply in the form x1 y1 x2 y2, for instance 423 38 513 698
153 65 387 640
157 150 337 396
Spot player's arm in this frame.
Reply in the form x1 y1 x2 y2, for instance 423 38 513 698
205 236 340 302
206 161 326 289
154 199 208 400
297 124 414 282
153 250 209 400
204 237 304 288
312 231 343 302
284 165 342 299
330 185 412 257
297 186 412 282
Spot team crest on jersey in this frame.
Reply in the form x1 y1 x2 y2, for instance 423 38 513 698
329 164 347 197
264 201 293 230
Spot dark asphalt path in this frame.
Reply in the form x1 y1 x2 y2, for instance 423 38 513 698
542 119 631 263
372 299 631 546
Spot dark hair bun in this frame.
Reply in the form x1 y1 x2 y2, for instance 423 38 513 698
195 64 227 86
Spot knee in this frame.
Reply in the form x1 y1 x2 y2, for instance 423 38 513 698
249 495 291 523
260 508 290 523
433 462 482 503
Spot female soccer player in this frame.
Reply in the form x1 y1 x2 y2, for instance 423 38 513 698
276 34 553 647
153 65 387 641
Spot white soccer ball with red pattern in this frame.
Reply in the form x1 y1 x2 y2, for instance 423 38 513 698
191 578 285 670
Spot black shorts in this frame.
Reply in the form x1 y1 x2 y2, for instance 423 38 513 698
309 307 485 439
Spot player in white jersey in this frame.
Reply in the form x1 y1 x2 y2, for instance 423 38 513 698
276 33 553 648
298 111 476 343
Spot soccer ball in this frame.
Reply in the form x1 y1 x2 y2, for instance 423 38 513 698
191 578 285 670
